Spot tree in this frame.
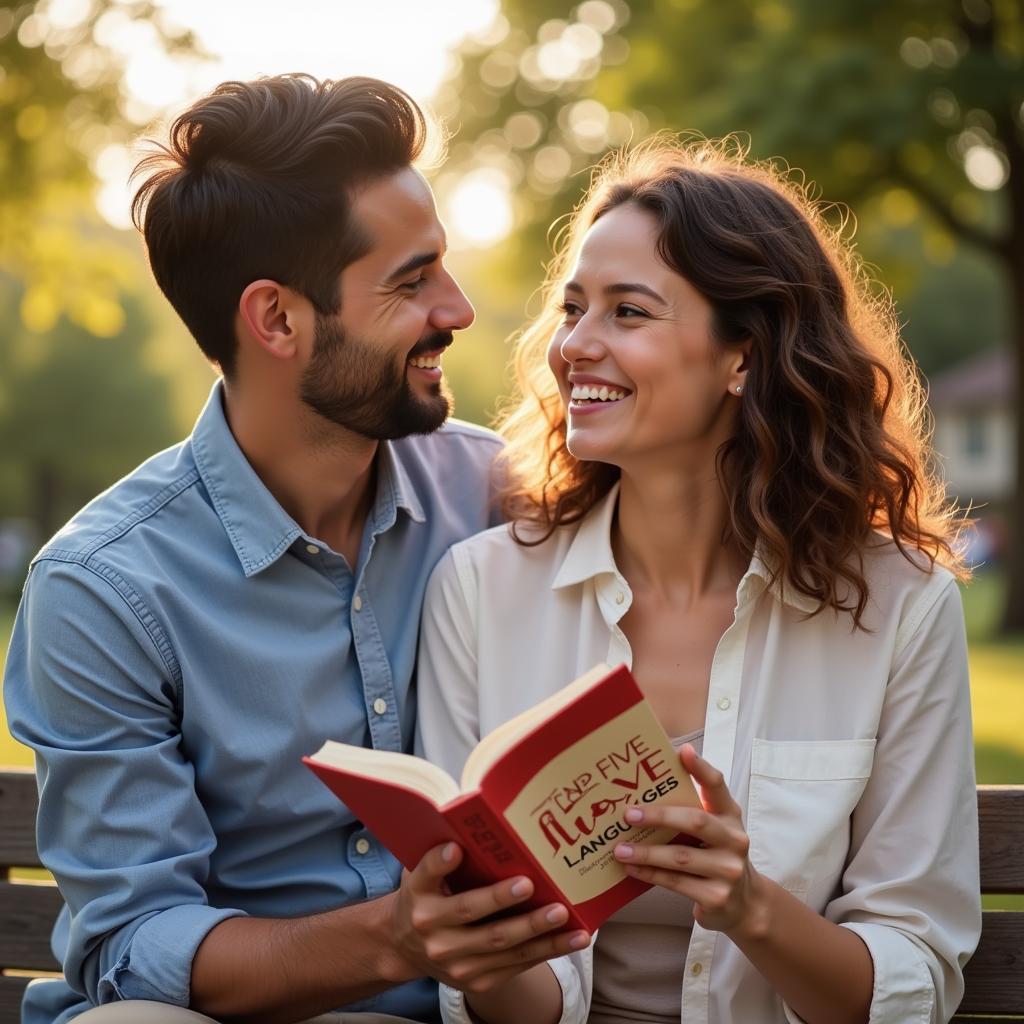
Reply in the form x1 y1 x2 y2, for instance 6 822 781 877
0 1 202 336
0 283 180 544
443 0 1024 630
0 2 207 560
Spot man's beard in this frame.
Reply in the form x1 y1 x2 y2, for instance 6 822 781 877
298 315 452 440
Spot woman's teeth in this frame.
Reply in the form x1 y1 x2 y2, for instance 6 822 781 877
409 355 442 369
570 384 628 402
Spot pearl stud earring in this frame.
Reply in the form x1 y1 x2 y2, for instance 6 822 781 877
735 385 744 395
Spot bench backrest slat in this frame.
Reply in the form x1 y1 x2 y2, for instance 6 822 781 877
0 880 62 971
0 977 34 1024
958 910 1024 1016
0 769 42 870
979 787 1024 895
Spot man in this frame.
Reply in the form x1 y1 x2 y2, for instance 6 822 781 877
3 75 587 1024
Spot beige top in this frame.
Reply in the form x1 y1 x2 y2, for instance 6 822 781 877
418 483 980 1024
587 730 704 1024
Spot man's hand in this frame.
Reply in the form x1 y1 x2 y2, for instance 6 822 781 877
386 841 592 995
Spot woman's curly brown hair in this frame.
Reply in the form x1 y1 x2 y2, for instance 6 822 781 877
497 137 967 628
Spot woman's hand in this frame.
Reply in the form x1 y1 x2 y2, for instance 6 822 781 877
613 743 769 937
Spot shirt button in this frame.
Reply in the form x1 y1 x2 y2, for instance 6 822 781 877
615 592 625 605
355 838 371 855
305 543 319 555
373 698 388 715
691 962 703 976
353 595 363 612
716 696 731 711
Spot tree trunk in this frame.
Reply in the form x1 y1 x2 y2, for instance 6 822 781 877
998 116 1024 635
998 264 1024 634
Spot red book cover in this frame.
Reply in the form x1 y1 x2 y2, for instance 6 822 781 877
303 663 701 932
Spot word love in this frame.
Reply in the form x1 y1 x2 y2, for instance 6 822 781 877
536 735 674 856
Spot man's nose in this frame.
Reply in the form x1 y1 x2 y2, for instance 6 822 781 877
431 273 475 331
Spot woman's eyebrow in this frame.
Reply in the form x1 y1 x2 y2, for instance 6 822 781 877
564 280 666 303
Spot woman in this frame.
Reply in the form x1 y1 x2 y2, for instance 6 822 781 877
416 138 980 1024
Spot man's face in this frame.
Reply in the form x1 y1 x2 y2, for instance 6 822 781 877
299 167 475 440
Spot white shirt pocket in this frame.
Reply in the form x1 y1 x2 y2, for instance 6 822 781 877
746 738 876 898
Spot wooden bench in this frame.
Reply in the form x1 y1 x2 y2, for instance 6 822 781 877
2 769 1022 1023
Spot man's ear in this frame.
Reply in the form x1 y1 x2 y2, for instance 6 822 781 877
237 279 308 360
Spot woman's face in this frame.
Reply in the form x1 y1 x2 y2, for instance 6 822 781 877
547 202 747 471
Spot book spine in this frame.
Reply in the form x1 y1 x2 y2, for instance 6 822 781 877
444 793 589 933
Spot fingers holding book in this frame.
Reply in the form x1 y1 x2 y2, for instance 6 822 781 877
611 744 766 935
389 840 592 995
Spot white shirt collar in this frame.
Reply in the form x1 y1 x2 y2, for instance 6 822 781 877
551 484 623 590
550 481 820 615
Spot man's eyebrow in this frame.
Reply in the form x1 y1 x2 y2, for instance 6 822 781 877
564 280 667 304
384 251 440 285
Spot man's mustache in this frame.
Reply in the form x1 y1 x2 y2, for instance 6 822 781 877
408 332 453 359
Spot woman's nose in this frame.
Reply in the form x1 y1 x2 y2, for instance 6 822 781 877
558 317 605 364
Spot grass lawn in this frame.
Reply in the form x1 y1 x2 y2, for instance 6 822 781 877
960 571 1024 786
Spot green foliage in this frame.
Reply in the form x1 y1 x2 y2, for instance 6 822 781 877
442 0 1021 373
0 1 202 335
0 1 208 549
898 243 1010 376
0 277 181 541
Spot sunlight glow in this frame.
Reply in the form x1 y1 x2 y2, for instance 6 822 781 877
964 145 1009 191
445 169 515 248
94 144 134 230
86 0 508 234
144 0 500 111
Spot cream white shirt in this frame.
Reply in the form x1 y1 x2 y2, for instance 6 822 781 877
416 485 981 1024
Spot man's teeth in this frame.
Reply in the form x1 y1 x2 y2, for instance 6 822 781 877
409 355 442 369
570 384 628 402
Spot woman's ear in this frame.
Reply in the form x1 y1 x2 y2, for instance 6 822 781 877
727 339 752 397
237 279 305 360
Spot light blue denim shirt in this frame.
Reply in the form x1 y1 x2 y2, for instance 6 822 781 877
4 383 503 1024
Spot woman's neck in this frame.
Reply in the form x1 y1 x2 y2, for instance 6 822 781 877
613 466 748 606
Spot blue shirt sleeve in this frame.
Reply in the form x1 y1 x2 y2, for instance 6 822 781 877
4 556 245 1007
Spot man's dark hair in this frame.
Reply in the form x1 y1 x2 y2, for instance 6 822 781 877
131 74 428 376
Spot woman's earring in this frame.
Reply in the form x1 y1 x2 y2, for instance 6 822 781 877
735 385 744 395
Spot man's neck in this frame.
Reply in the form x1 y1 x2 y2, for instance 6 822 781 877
222 384 380 567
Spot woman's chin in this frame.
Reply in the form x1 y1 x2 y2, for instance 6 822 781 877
567 435 619 464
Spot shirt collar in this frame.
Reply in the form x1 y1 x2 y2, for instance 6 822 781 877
744 548 820 614
375 439 426 527
550 480 820 615
190 382 423 577
551 484 623 590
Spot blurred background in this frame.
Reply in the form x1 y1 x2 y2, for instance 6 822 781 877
0 0 1021 797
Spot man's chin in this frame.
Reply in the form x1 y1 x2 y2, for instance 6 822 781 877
401 394 451 437
370 390 450 440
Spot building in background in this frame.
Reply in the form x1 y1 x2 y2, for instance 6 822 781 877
929 347 1014 564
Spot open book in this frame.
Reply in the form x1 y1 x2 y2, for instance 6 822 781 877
304 664 701 932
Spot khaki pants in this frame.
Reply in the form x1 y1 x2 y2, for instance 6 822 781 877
73 1001 420 1023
